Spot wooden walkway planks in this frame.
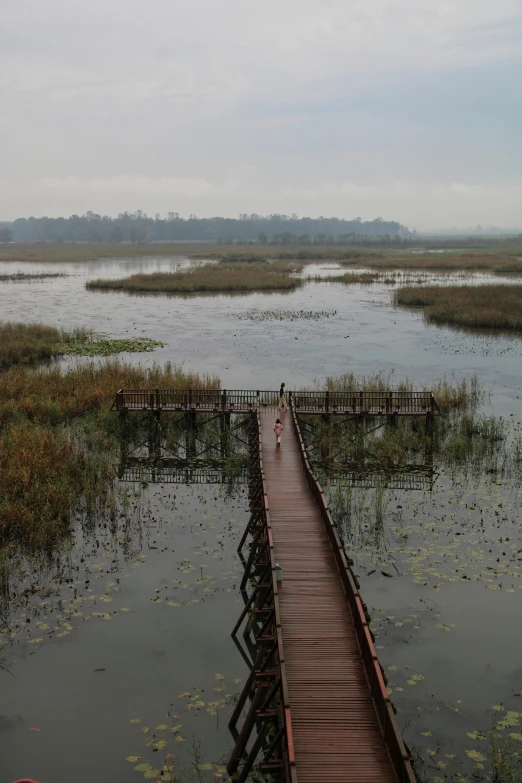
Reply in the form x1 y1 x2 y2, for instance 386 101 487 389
259 407 398 783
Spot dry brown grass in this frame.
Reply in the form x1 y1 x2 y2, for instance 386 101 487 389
86 262 302 293
324 271 381 284
347 253 522 273
395 284 522 331
2 242 521 273
0 242 224 264
0 361 218 547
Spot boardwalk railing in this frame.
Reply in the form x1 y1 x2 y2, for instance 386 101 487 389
290 389 439 415
112 389 283 412
290 401 417 783
229 414 297 783
112 388 439 417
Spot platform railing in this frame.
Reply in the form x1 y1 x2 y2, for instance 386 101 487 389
112 388 439 416
290 389 437 414
290 401 416 783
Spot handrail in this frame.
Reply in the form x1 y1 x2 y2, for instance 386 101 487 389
112 388 439 416
290 400 416 783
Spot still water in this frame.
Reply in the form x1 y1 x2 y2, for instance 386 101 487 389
1 255 521 782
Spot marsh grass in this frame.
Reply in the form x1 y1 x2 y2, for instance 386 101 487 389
0 242 224 264
396 284 522 331
0 361 218 548
315 271 381 284
0 322 164 369
0 322 63 369
339 253 522 274
321 371 481 413
86 262 302 294
306 373 508 481
0 271 66 281
2 240 521 272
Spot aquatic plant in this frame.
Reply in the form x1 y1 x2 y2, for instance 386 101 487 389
0 271 67 281
55 333 164 356
235 309 337 321
395 284 522 331
0 322 164 369
86 262 303 294
0 360 219 548
317 271 381 284
0 322 63 369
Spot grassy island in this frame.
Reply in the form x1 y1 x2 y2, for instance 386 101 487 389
395 284 522 331
86 262 302 294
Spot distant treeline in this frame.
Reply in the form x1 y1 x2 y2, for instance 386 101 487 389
1 211 411 243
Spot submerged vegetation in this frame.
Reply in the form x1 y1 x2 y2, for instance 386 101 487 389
0 361 218 548
0 271 66 281
235 308 338 321
396 284 522 331
0 322 164 369
86 262 302 293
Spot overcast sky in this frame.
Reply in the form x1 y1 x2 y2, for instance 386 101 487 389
1 0 521 230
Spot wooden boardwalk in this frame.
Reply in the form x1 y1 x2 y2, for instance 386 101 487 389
258 407 404 783
112 386 421 781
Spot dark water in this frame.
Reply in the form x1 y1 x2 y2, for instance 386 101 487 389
1 255 522 782
1 481 250 783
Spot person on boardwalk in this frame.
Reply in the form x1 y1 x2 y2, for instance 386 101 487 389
278 382 288 412
274 418 283 447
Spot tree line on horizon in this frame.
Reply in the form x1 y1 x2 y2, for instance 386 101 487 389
0 211 411 244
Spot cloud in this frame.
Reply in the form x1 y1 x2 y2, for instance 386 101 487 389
0 0 521 227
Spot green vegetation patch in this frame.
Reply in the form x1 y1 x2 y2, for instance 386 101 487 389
86 262 302 294
0 322 62 369
56 335 164 356
0 322 164 369
395 284 522 331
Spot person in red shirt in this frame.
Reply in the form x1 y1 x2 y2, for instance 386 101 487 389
273 418 283 447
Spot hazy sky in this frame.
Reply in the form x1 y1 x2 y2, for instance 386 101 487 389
1 0 521 230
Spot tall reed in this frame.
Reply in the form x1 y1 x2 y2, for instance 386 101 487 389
396 285 522 330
